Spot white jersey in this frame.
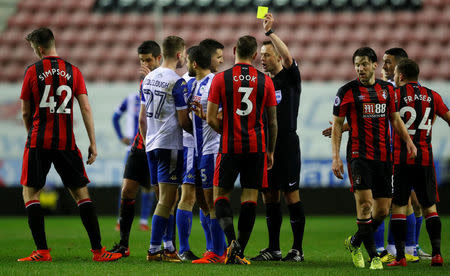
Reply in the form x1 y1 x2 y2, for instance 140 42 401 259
191 73 220 156
182 72 195 148
113 92 140 150
140 67 188 152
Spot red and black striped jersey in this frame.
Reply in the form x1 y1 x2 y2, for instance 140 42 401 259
20 56 87 150
333 79 396 162
393 82 449 166
208 63 277 154
131 132 145 151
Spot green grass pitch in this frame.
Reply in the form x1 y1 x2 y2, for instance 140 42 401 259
0 216 448 275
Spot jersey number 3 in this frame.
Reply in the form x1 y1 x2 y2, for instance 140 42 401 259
236 87 253 116
39 84 72 114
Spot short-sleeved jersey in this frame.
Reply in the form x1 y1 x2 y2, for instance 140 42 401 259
333 79 397 162
20 56 87 150
182 72 195 148
191 73 220 156
113 92 140 140
271 60 302 135
140 67 188 152
208 63 277 154
393 82 449 166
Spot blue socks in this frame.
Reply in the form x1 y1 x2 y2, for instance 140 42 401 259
140 191 156 222
374 219 385 250
200 210 213 252
405 213 416 254
415 215 423 245
210 218 226 256
150 214 168 252
176 209 193 254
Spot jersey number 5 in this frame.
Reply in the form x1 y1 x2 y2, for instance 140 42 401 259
400 106 432 136
236 87 253 116
39 84 72 114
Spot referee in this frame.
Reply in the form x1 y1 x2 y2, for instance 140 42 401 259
251 13 305 262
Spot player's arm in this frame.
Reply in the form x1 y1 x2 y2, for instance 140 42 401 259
331 115 345 179
112 97 130 145
21 100 32 133
322 121 350 138
206 101 222 134
177 108 193 134
389 112 417 159
76 94 97 165
138 103 147 144
442 111 450 126
263 13 293 68
266 105 277 170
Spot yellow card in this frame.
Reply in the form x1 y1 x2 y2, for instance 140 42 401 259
257 6 268 19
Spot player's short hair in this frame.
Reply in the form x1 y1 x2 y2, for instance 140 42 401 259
186 45 196 57
138 40 161 57
384 47 408 62
236 35 257 60
162 36 185 59
189 45 211 70
26 27 55 49
352 47 377 64
396 58 419 81
199 39 224 56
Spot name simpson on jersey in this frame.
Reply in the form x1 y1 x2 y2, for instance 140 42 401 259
38 68 72 81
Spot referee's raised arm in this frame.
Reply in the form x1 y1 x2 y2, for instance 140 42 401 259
263 13 293 68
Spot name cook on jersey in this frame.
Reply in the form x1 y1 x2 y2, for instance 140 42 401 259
38 68 72 81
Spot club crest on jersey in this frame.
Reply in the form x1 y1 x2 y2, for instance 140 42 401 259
381 89 387 99
334 96 341 106
275 90 282 104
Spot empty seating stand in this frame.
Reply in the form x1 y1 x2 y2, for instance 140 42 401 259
1 0 449 82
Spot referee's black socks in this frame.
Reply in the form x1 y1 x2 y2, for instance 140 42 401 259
119 198 136 247
266 202 282 251
238 201 256 254
214 197 236 246
25 200 48 250
288 201 305 252
78 199 102 250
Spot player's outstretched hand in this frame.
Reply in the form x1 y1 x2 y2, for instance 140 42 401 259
263 13 274 32
139 65 151 79
87 144 97 165
332 158 344 179
322 121 333 138
267 152 274 170
407 142 417 159
121 137 131 145
190 101 206 120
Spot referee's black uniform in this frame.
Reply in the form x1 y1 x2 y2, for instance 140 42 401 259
265 59 302 191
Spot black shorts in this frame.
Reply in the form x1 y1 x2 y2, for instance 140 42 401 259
393 164 437 208
265 133 301 192
20 147 90 189
348 158 392 198
214 152 267 190
123 148 151 188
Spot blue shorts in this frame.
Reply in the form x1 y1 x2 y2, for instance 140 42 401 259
183 147 201 186
146 149 184 185
198 153 217 189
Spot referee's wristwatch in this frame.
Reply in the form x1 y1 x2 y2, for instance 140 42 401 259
265 29 274 36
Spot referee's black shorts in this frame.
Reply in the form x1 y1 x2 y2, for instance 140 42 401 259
393 164 437 208
264 133 301 193
123 148 151 188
